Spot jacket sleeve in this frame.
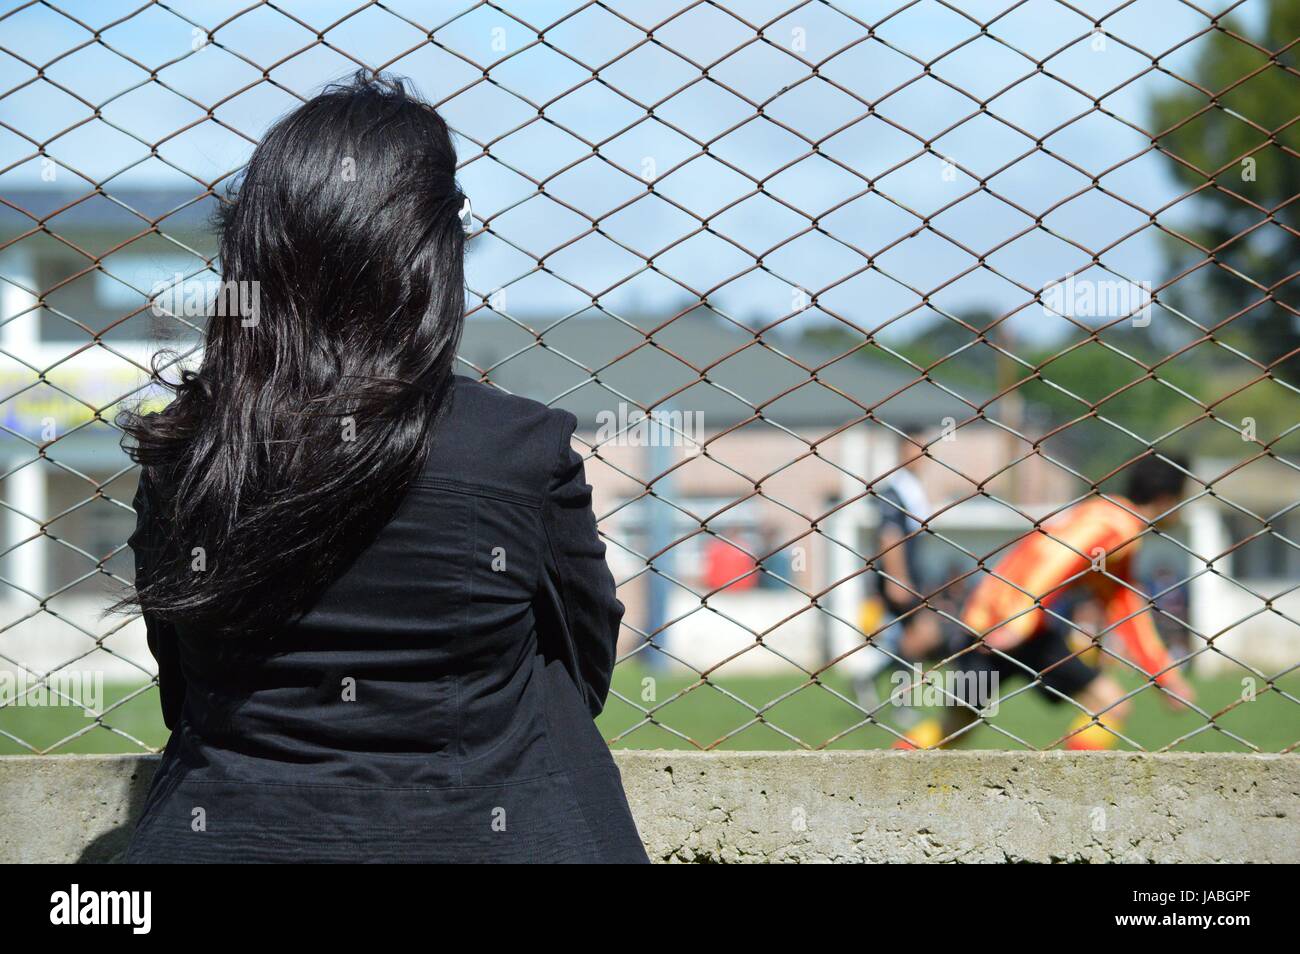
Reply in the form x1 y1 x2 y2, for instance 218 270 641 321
539 411 625 717
130 472 187 731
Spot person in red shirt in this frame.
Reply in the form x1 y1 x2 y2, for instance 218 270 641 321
703 536 759 593
918 455 1196 750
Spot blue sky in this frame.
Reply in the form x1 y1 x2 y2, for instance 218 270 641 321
0 0 1268 343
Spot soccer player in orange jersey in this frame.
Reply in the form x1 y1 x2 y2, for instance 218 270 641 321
934 455 1197 750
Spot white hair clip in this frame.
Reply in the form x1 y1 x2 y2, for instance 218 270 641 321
458 196 473 235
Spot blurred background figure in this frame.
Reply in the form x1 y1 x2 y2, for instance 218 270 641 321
875 425 946 665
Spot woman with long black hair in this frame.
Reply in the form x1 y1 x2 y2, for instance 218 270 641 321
118 73 648 863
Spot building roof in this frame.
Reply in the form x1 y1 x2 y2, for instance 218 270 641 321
459 311 969 429
4 187 970 431
2 188 218 241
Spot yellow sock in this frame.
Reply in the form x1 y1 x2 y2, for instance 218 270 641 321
1065 712 1121 750
893 717 944 750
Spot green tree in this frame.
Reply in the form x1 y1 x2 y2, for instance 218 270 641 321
1149 0 1300 384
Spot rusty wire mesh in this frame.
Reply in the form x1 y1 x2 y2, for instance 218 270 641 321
0 0 1297 755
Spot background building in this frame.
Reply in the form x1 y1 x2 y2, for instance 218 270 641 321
1 189 1291 691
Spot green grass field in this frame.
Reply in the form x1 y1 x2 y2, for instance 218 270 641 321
2 666 1297 755
598 665 1300 752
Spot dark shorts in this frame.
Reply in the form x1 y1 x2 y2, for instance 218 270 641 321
950 617 1100 704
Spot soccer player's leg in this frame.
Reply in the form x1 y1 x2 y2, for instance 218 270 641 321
1068 674 1133 750
893 626 995 749
1016 618 1130 750
861 599 946 732
937 634 1008 748
899 606 944 662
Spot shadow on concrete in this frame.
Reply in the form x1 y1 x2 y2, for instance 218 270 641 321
77 757 158 863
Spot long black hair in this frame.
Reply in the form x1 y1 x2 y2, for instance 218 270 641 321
118 72 467 636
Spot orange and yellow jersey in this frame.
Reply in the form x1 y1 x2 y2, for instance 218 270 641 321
962 496 1175 685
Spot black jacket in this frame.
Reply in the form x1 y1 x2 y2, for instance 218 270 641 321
125 376 648 863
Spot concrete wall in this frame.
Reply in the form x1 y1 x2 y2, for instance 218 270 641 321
1 751 1296 863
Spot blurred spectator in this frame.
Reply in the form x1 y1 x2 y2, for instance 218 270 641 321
703 536 758 593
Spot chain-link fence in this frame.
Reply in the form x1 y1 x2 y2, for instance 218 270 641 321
0 0 1296 755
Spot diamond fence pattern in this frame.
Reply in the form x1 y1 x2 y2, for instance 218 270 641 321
0 0 1297 754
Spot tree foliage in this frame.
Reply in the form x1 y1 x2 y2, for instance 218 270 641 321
1148 0 1300 384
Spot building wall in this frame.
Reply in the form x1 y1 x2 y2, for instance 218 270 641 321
0 389 1291 684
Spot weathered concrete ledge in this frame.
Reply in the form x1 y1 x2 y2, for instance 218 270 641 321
1 751 1295 863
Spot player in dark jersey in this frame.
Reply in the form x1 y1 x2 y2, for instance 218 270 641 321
873 426 947 748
